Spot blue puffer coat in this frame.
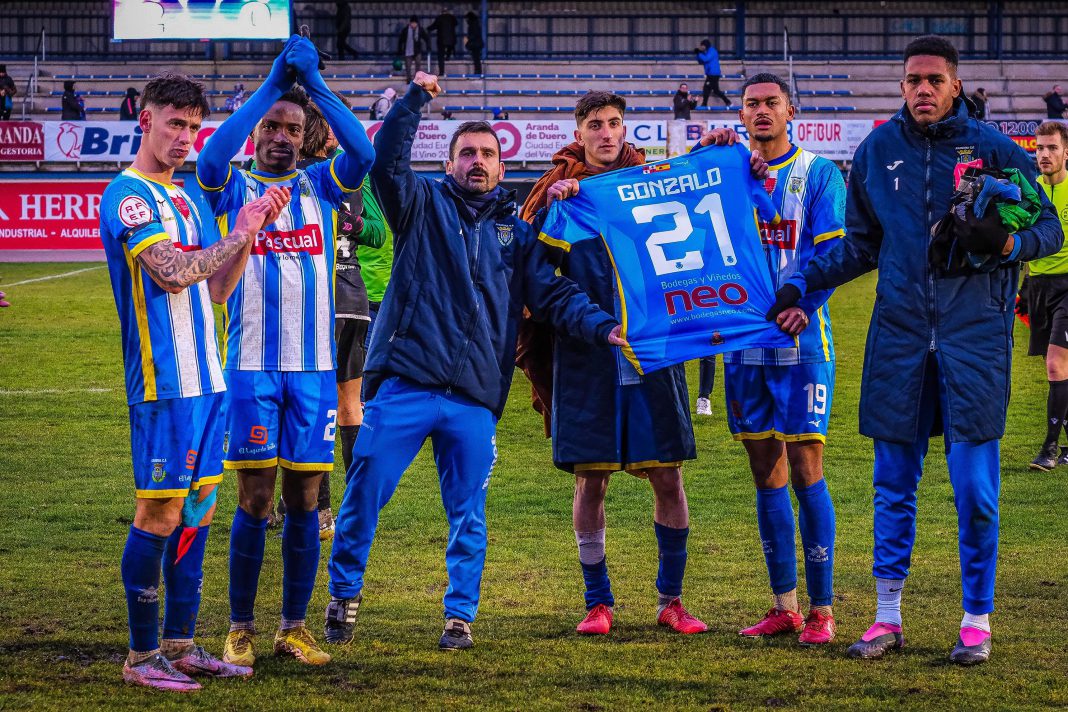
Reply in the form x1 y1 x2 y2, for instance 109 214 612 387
366 85 617 418
792 99 1064 443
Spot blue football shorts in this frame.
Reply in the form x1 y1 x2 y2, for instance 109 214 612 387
221 370 338 471
129 391 225 498
723 361 835 443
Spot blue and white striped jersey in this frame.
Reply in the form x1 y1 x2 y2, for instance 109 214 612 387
724 145 846 366
200 159 349 371
100 168 226 405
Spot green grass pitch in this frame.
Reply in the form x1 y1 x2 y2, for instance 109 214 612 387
0 263 1066 710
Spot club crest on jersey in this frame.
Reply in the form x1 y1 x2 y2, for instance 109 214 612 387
118 195 152 228
171 195 191 220
496 224 514 246
151 458 167 483
299 176 312 199
956 145 976 163
788 176 805 194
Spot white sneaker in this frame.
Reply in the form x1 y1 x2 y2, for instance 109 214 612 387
696 397 712 416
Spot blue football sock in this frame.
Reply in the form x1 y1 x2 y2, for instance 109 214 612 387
756 485 797 595
281 507 320 624
229 507 267 624
580 558 614 609
162 525 209 640
121 525 167 653
795 478 836 607
653 522 689 598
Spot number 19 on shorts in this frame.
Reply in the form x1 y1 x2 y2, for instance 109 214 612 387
804 383 827 415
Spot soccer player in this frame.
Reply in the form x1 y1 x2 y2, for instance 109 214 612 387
1025 121 1068 472
325 72 622 651
100 72 287 691
709 73 844 645
769 35 1062 664
520 92 706 636
195 36 375 667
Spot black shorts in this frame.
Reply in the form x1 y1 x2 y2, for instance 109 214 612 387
335 317 369 382
1026 274 1068 356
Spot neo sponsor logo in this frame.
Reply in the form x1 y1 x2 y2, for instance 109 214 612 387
664 281 749 316
251 225 324 255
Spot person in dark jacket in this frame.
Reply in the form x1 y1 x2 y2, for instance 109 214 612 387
672 82 698 119
119 87 140 121
397 16 430 83
969 87 987 120
325 71 621 652
1044 84 1066 119
695 40 730 107
769 35 1063 666
61 80 85 120
464 11 483 75
334 1 358 59
428 7 458 76
0 65 17 121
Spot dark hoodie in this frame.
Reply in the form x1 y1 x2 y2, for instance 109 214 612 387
119 88 139 121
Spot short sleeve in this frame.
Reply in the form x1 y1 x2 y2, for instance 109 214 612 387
808 159 847 244
101 181 170 257
537 192 601 253
196 162 245 216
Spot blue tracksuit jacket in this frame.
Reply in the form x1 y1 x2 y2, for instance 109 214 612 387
366 85 617 418
791 99 1064 443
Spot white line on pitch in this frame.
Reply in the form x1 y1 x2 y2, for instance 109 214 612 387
0 387 116 396
0 266 105 288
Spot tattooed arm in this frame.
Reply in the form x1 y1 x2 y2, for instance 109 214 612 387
138 187 290 297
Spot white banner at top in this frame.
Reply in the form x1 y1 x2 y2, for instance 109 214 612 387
37 118 875 164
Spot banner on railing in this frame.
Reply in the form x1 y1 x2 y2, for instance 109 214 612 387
0 179 109 249
0 121 45 161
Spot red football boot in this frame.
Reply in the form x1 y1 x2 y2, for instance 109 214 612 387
576 603 613 635
739 607 804 638
657 598 708 634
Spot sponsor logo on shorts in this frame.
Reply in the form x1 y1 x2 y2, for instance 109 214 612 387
223 430 230 452
185 449 198 470
249 425 268 445
730 400 743 420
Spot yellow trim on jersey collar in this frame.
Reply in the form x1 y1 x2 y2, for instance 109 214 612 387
766 144 800 170
128 167 177 188
250 168 299 182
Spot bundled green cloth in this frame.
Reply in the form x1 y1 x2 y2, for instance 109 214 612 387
992 167 1042 232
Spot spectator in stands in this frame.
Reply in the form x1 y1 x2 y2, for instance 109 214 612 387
1044 85 1067 119
61 80 85 120
970 87 988 120
119 87 140 121
371 87 395 119
429 7 458 77
0 65 17 121
464 11 483 76
493 107 509 120
224 84 247 113
672 82 698 119
397 16 430 83
695 40 730 108
335 1 358 60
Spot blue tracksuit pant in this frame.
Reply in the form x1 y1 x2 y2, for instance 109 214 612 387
328 377 497 622
871 355 1000 615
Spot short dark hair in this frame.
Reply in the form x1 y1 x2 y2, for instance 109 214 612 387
1037 120 1068 147
279 85 310 111
903 34 959 70
449 121 500 160
301 101 329 159
575 91 626 125
741 72 792 102
140 72 210 118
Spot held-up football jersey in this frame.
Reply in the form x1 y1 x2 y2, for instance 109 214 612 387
199 159 349 371
100 168 226 405
538 143 793 375
724 145 846 366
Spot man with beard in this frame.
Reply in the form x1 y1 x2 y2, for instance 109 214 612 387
324 72 623 651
